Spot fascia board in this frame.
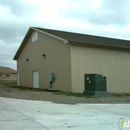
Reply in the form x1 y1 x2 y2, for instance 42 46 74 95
31 27 68 44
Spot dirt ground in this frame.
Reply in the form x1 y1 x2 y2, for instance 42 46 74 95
0 85 130 104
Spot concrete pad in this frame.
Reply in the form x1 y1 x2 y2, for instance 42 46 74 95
0 97 130 130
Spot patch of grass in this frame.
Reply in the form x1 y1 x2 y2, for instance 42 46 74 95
0 80 17 86
31 88 44 91
54 91 101 98
11 85 44 91
112 93 130 97
54 92 84 97
85 96 98 98
9 85 29 90
19 86 30 90
10 86 19 88
0 81 45 92
54 92 99 98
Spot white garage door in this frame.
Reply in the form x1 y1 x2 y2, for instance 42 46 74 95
33 71 39 88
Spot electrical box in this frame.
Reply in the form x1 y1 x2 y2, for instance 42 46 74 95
49 73 55 82
83 74 111 96
85 74 106 91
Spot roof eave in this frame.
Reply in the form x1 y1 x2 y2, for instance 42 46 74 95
31 27 69 44
13 27 34 60
13 27 69 60
69 41 130 51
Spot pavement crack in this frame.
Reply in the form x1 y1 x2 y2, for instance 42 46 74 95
0 99 51 130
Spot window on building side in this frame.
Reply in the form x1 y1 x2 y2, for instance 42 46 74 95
6 73 10 77
32 31 38 42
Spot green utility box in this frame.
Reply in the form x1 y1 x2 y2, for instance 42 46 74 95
83 74 111 96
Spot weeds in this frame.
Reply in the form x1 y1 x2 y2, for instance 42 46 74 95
0 80 17 86
54 92 84 97
54 92 100 98
112 93 130 97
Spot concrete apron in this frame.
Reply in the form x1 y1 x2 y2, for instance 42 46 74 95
0 97 130 130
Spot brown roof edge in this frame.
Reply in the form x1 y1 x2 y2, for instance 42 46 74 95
13 27 68 60
0 67 17 73
35 27 130 49
13 27 33 60
32 27 68 43
69 41 130 51
13 27 130 60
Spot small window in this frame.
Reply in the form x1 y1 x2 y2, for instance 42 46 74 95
32 31 38 42
3 74 5 77
6 73 10 77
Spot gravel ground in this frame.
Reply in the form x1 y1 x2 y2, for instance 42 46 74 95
0 85 130 104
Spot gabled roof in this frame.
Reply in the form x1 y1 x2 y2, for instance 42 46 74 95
0 67 17 74
13 27 130 60
35 27 130 49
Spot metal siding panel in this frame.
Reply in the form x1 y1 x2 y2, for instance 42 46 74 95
17 31 71 92
71 45 130 93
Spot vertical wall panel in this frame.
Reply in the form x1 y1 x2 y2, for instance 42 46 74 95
71 45 130 93
17 31 71 92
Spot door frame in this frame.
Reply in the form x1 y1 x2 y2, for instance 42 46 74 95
32 71 39 88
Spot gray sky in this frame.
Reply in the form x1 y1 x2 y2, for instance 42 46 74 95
0 0 130 70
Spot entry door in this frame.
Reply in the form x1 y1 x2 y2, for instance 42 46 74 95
33 71 39 88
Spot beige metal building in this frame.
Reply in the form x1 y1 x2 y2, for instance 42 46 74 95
14 27 130 93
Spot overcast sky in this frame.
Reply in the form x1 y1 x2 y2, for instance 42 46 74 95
0 0 130 70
